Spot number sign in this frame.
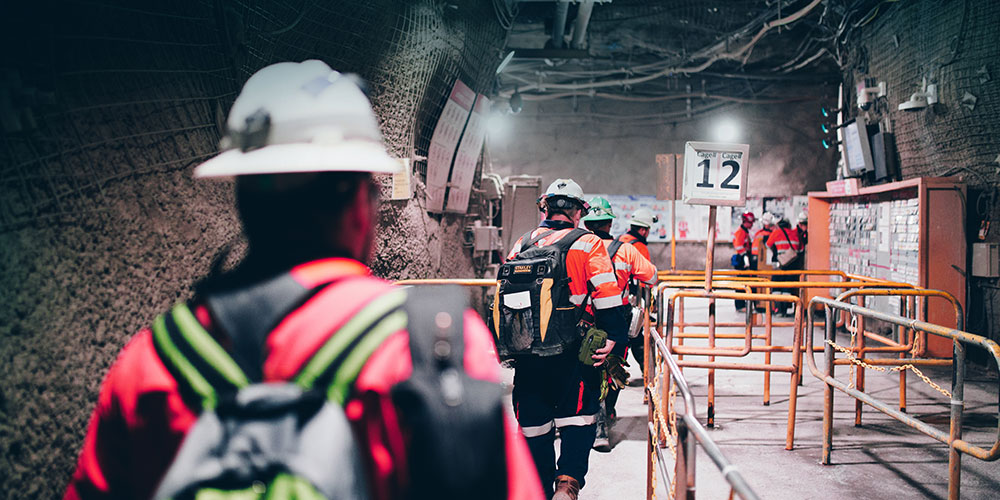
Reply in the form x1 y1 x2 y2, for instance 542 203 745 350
681 142 749 206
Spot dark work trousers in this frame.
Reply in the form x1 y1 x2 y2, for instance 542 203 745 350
604 334 646 418
512 350 601 496
733 254 749 309
773 257 802 314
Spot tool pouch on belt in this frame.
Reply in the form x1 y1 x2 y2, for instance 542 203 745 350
578 327 608 366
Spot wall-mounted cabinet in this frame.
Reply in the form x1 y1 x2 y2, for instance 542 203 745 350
807 177 966 357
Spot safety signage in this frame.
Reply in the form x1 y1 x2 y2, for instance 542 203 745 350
681 141 749 206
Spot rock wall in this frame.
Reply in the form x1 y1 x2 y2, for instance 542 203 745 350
0 1 503 496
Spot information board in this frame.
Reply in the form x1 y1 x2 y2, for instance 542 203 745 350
446 93 490 213
425 80 475 212
682 142 749 206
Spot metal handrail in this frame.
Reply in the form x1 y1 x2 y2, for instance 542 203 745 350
646 318 761 500
805 296 1000 500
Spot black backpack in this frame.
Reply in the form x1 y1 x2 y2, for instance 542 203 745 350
492 228 590 358
151 272 505 500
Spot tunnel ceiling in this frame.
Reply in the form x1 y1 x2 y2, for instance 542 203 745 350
496 0 847 122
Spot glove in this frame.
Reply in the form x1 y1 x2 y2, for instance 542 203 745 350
604 354 629 391
579 327 608 366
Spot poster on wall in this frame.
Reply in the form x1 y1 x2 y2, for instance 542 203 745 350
591 194 733 242
445 93 490 213
425 80 475 213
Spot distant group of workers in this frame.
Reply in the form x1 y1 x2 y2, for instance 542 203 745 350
731 210 809 314
65 61 660 500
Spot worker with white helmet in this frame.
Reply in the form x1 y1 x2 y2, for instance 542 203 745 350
66 60 544 500
618 207 657 262
503 179 629 500
796 210 809 247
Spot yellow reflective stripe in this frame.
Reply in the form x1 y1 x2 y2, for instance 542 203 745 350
539 278 553 342
492 283 502 340
151 314 217 410
327 310 408 404
295 289 408 389
171 305 249 389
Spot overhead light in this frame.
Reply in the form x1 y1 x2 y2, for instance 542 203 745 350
495 51 515 75
898 78 938 111
821 106 842 118
822 138 841 149
712 118 740 142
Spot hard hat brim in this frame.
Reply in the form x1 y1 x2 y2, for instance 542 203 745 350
194 142 402 178
630 221 652 228
582 214 615 222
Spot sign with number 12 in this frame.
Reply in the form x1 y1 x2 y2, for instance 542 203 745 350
681 141 750 206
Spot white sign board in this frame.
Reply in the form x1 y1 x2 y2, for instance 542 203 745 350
446 93 490 213
681 141 749 206
425 80 475 212
589 194 734 242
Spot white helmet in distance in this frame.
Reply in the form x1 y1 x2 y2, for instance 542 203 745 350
760 212 776 226
797 211 808 224
195 60 400 178
540 178 590 210
630 207 659 228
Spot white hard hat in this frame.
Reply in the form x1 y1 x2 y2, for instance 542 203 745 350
541 178 590 210
760 212 776 226
195 60 400 178
797 211 808 224
630 208 659 228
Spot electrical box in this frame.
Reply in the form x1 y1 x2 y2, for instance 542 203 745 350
972 242 1000 277
472 225 501 252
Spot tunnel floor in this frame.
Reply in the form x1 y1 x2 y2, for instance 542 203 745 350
503 297 1000 499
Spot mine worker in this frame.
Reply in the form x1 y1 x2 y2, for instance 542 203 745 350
618 207 656 262
581 196 657 452
751 212 776 269
731 211 755 312
505 180 629 500
766 217 805 316
796 210 809 247
65 61 543 500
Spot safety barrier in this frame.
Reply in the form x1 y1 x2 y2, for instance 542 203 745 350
644 287 761 500
806 296 1000 500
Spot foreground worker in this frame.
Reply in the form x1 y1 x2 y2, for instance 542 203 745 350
750 212 776 270
501 180 628 500
618 208 656 261
65 61 543 500
731 211 755 312
766 217 805 316
581 197 657 452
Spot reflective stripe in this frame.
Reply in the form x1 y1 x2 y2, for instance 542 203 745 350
614 262 631 272
570 239 594 253
570 294 587 305
590 272 617 287
521 421 555 438
554 414 597 427
642 276 658 285
593 295 622 309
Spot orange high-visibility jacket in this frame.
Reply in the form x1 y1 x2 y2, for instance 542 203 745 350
507 227 624 312
603 238 657 305
751 227 773 257
618 232 651 262
732 226 751 254
766 226 804 253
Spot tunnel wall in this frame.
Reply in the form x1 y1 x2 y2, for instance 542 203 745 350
0 1 504 495
840 0 1000 345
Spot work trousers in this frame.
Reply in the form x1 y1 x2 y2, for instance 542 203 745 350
512 350 601 497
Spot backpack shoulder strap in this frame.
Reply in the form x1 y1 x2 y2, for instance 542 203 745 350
607 237 625 262
293 288 409 404
150 303 250 412
518 229 556 253
402 286 466 369
551 228 590 252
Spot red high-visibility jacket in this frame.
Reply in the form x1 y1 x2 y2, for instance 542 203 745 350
65 258 544 500
618 231 651 262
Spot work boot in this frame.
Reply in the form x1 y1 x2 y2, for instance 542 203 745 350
552 475 581 500
593 407 611 452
